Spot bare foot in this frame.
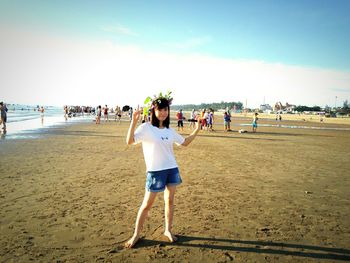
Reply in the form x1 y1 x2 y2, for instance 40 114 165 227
164 231 177 242
124 235 140 248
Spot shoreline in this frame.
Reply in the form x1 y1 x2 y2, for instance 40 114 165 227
2 111 350 141
0 115 95 140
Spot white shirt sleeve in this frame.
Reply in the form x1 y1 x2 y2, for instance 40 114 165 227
134 123 149 144
170 128 185 146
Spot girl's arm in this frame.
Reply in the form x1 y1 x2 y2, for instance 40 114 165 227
126 107 141 145
182 118 201 146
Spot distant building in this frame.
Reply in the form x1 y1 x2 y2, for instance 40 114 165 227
260 104 273 112
273 102 295 113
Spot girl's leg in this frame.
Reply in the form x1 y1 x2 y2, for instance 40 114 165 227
163 185 177 242
125 191 158 248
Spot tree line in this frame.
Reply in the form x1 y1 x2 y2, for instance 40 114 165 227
294 105 322 112
295 100 349 114
172 101 243 111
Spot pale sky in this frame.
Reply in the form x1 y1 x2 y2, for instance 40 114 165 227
1 0 349 108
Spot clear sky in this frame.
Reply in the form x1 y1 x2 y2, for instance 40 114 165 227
1 0 349 108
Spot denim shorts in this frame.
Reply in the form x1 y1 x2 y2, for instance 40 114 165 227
145 167 182 192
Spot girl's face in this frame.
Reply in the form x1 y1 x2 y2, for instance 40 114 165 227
155 107 169 122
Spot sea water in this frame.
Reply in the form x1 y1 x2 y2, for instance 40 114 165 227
1 105 94 140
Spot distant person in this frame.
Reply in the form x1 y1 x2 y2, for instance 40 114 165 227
226 107 232 131
276 113 282 121
39 106 45 116
176 109 184 131
224 111 231 132
207 110 214 131
117 106 122 123
103 105 109 122
188 109 197 129
64 105 69 120
129 107 133 121
202 110 207 131
201 109 207 130
115 106 122 123
0 102 8 133
252 112 258 132
124 94 201 248
39 106 45 124
96 105 102 124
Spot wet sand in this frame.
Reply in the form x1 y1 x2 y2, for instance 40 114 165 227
1 117 350 262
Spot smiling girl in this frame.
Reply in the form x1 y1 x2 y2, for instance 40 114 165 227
125 93 201 248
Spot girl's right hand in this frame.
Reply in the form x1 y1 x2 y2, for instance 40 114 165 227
132 106 141 122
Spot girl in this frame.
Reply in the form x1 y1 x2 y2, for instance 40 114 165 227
125 96 201 248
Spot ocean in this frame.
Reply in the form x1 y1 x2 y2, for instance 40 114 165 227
1 105 95 139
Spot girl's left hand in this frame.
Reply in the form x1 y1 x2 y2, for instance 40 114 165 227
196 117 202 128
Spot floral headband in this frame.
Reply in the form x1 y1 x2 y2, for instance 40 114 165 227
144 91 173 109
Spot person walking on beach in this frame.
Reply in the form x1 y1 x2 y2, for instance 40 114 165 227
176 109 184 131
115 106 122 123
224 111 231 132
39 106 45 116
96 105 102 124
125 92 201 248
252 112 258 132
64 105 69 120
103 105 109 122
200 109 207 130
129 107 133 121
226 107 232 131
0 102 8 133
207 109 214 131
39 106 45 124
188 109 196 130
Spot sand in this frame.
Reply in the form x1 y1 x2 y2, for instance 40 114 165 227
1 116 350 262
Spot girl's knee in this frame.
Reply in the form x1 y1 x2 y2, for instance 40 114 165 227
140 202 154 211
164 197 174 206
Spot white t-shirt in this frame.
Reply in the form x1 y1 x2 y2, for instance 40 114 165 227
134 123 185 172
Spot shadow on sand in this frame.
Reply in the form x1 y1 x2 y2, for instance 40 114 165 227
130 235 350 261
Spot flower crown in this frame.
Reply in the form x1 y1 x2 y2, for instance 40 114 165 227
144 91 173 109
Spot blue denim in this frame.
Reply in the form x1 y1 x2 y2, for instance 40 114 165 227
145 167 182 192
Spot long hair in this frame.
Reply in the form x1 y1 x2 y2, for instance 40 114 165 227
150 98 170 128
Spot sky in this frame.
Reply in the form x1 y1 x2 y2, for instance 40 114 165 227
0 0 350 108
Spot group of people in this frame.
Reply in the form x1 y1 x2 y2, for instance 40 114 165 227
176 108 215 132
0 103 46 134
95 105 151 125
175 108 259 133
95 105 123 124
200 109 215 131
224 108 259 133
